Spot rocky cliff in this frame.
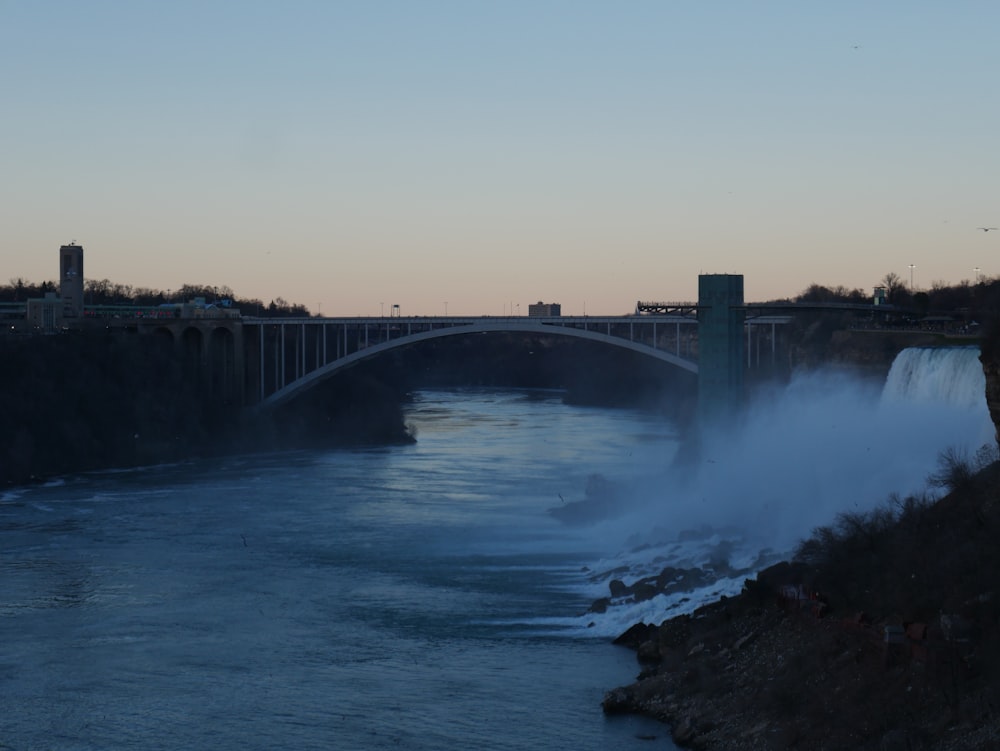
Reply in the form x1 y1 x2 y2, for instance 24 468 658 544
793 327 961 377
0 332 413 487
979 326 1000 447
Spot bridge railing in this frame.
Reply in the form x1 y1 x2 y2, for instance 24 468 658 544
635 301 699 315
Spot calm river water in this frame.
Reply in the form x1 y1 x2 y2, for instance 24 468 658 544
1 389 679 751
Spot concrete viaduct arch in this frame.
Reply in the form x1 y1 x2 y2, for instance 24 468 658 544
144 319 245 404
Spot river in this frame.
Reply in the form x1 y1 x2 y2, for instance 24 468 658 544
1 388 677 751
2 350 993 750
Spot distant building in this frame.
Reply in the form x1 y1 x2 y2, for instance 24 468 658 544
26 292 62 333
178 297 240 319
59 243 84 319
8 242 246 336
873 286 887 306
528 301 561 317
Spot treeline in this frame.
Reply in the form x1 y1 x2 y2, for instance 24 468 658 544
1 278 310 317
789 272 1000 323
9 274 1000 321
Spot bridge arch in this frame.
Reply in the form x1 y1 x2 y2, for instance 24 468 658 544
129 320 244 403
150 326 175 346
255 320 697 411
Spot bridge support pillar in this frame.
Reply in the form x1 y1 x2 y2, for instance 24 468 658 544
697 274 744 425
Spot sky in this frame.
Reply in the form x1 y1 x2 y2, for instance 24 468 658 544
2 1 999 316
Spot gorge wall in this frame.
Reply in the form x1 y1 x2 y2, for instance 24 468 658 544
0 332 412 488
979 325 1000 447
789 326 957 377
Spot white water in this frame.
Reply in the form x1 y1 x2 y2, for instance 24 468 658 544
550 346 996 639
882 345 987 409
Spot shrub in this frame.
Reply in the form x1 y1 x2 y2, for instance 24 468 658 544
927 446 975 493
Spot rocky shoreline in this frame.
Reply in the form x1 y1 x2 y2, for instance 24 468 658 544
602 561 999 750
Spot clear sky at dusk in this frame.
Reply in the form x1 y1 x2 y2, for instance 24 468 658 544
3 1 999 315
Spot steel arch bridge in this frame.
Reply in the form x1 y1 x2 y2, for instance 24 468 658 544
244 315 706 410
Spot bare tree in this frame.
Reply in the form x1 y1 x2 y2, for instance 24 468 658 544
881 272 903 303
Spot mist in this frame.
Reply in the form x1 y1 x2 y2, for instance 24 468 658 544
555 347 995 636
619 349 990 551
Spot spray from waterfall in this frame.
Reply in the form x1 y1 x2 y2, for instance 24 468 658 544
658 347 989 545
559 346 996 636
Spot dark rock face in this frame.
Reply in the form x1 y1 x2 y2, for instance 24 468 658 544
0 333 414 487
612 622 658 650
979 328 1000 447
603 581 1000 751
788 327 946 378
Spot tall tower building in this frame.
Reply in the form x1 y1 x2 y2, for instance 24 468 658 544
696 274 745 426
59 243 84 318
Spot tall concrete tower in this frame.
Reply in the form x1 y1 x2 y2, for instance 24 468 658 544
59 243 84 318
697 274 745 425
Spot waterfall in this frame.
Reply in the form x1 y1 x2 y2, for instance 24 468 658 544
571 342 997 611
881 346 987 410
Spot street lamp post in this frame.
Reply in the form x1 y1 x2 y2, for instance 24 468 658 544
444 301 448 316
975 267 982 283
908 264 915 289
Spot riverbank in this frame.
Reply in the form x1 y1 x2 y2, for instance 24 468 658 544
602 460 1000 750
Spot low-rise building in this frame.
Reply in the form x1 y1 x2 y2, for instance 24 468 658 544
26 292 62 333
528 301 561 317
